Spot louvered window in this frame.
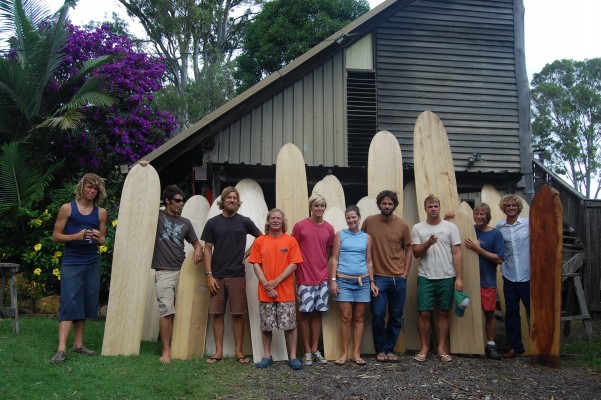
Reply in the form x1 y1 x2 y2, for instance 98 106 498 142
347 70 377 166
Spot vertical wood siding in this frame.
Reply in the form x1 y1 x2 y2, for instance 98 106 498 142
376 0 522 173
212 53 347 166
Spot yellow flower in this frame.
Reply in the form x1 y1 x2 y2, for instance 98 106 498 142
112 220 118 228
51 257 59 265
34 243 42 252
43 209 49 215
52 268 60 277
99 245 108 253
54 251 63 258
32 218 43 227
33 268 42 276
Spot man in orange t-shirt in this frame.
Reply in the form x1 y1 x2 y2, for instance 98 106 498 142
249 208 303 370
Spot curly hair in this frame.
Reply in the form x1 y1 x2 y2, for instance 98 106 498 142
75 173 106 205
499 194 524 213
264 208 288 233
162 185 183 203
376 190 399 208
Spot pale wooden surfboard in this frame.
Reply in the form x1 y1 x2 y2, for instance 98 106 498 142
529 184 562 368
449 202 485 354
312 180 344 211
482 185 531 355
204 195 253 358
367 130 403 216
140 269 160 341
322 174 346 210
102 163 161 356
356 197 379 218
237 180 289 363
171 195 211 360
401 181 421 351
276 143 308 227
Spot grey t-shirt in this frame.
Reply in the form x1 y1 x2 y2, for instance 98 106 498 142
151 210 198 270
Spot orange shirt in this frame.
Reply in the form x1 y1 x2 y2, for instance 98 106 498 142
249 233 303 302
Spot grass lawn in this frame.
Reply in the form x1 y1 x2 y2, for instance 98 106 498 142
0 316 259 400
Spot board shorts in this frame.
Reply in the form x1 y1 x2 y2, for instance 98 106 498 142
208 276 247 315
155 269 180 317
259 301 296 331
335 275 371 303
417 276 454 311
481 287 497 312
297 282 329 312
58 261 100 321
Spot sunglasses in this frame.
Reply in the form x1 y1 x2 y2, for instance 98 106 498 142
171 198 184 203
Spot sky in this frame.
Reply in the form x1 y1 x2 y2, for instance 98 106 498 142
45 0 601 81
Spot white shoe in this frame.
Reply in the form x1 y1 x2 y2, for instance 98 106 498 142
313 351 328 364
303 352 314 366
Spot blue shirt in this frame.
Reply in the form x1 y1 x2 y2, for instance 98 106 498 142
337 229 368 276
475 226 505 288
495 217 530 283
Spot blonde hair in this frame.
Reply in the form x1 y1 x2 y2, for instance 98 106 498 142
499 194 524 213
473 203 492 224
75 173 106 205
217 186 241 211
264 208 288 233
308 193 327 211
423 194 440 208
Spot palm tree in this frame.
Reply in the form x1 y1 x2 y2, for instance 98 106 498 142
0 0 116 217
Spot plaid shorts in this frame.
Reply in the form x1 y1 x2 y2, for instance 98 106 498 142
297 282 329 312
259 301 297 331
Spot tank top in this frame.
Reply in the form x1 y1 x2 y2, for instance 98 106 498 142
62 201 100 266
337 229 368 276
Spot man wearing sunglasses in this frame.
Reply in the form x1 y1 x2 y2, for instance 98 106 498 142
151 185 203 364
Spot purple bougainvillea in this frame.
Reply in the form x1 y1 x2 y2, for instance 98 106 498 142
53 24 177 173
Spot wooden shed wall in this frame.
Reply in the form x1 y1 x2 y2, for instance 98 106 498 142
376 0 522 173
211 53 347 167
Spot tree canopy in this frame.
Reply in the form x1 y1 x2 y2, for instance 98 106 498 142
531 58 601 199
234 0 370 94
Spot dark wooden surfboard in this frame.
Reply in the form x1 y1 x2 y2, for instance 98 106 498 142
529 184 562 368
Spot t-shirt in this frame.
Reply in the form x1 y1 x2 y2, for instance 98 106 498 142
291 218 334 285
201 213 262 278
151 210 198 270
361 215 411 276
475 226 505 288
337 229 368 276
248 233 303 303
411 220 461 279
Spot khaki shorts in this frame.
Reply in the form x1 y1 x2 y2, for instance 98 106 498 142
259 301 296 331
155 269 180 317
208 276 248 315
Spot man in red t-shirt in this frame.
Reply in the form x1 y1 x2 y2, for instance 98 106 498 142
249 208 303 370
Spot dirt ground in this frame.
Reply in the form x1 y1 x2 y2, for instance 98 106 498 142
235 320 601 400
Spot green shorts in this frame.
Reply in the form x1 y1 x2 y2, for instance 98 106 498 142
417 276 455 311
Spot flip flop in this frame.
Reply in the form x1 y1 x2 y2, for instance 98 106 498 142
207 356 222 364
334 358 347 366
376 353 388 363
386 353 399 362
237 356 250 365
414 353 427 362
354 358 367 366
438 354 452 362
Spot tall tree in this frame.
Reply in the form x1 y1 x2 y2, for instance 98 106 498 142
234 0 370 94
118 0 258 127
531 58 601 199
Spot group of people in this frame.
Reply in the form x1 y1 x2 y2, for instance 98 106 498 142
50 172 536 370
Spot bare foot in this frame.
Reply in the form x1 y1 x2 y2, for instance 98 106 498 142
160 352 171 364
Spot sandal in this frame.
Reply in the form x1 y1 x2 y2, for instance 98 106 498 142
376 353 388 363
414 353 427 362
386 353 399 362
334 357 347 366
438 353 452 362
354 357 367 366
207 356 222 364
237 356 250 365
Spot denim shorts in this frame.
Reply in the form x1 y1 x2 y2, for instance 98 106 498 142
335 276 371 303
58 261 100 321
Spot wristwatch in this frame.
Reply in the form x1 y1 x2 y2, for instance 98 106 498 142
205 271 213 276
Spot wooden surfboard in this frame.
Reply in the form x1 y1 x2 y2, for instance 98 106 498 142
367 130 403 216
401 181 421 351
312 179 344 211
171 195 210 360
322 174 346 210
237 180 289 363
482 185 531 355
356 197 379 218
203 195 253 358
449 202 485 354
529 184 562 368
276 143 308 227
102 163 161 356
413 111 460 221
140 269 160 341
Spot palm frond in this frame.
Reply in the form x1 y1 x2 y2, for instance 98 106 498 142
35 109 85 131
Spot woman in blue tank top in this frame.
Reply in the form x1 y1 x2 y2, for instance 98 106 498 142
329 205 378 366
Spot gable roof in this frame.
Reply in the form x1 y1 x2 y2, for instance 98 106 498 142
142 0 417 171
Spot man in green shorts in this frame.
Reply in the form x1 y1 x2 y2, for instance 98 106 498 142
411 195 463 362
